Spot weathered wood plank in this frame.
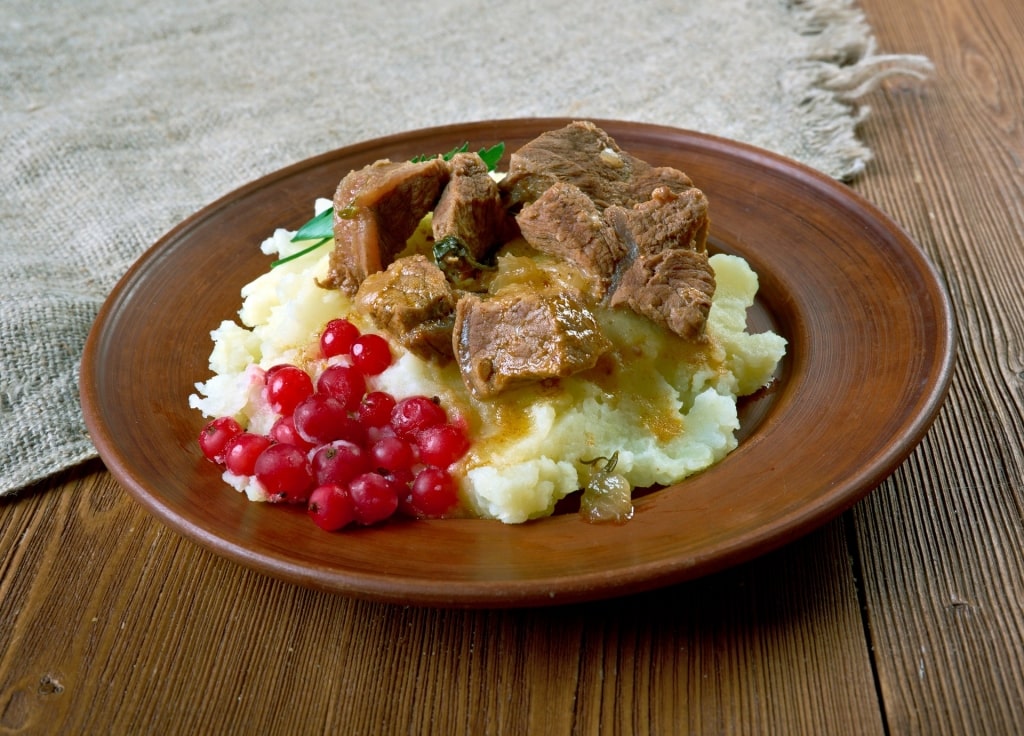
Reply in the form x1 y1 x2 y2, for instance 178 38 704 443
1 464 881 734
853 0 1024 732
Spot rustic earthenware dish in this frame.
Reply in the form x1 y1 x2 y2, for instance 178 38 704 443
80 118 955 607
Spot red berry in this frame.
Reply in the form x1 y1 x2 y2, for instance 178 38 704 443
382 467 415 493
320 318 360 358
416 423 470 467
369 435 416 472
198 416 244 463
307 483 356 531
292 395 350 445
350 334 392 375
265 364 314 415
410 466 459 517
223 432 272 476
388 468 418 517
268 415 315 452
316 364 366 412
358 391 396 428
348 472 399 525
390 396 446 439
311 441 370 487
254 443 314 503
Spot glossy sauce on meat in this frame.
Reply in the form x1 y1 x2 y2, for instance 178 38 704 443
324 122 718 400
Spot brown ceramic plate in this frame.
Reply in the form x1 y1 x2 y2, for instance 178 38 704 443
80 118 954 607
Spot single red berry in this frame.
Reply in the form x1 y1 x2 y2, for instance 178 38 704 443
198 416 244 464
388 468 418 517
307 483 356 531
348 472 399 525
316 364 366 412
268 415 315 452
369 435 416 473
319 318 360 358
416 423 470 468
223 432 272 476
265 364 314 415
254 443 314 503
357 391 396 428
292 395 350 445
382 467 414 493
350 334 392 375
390 396 446 439
311 441 371 487
410 466 459 517
262 364 286 382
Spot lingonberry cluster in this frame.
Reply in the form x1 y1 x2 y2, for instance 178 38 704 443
197 318 469 531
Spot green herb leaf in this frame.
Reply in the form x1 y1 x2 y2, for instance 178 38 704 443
411 141 504 170
271 237 331 268
477 142 505 172
412 142 469 164
443 142 470 159
432 235 497 289
292 206 335 242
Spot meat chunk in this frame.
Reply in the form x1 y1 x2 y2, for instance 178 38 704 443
606 185 709 257
626 166 696 205
517 181 710 308
354 255 457 359
505 123 712 333
609 249 716 341
500 121 695 211
500 121 635 211
514 181 627 293
326 157 451 294
431 152 509 262
453 287 611 399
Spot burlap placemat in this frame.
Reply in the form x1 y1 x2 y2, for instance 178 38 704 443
0 0 929 495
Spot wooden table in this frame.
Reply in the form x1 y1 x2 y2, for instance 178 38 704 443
3 0 1022 732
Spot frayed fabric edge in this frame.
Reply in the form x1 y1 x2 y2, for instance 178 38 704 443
787 0 934 180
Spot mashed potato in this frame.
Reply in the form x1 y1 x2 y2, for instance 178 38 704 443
190 199 787 523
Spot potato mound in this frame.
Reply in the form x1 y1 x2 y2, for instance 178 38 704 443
189 200 787 523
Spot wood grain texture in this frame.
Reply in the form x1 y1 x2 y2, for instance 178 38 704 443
1 463 882 734
854 0 1024 732
4 0 1023 732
